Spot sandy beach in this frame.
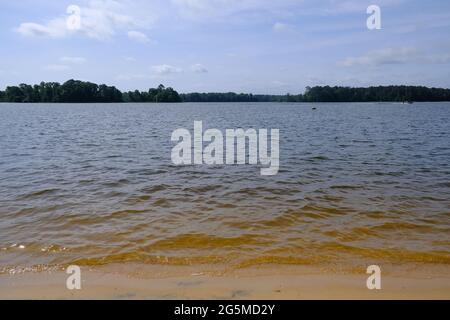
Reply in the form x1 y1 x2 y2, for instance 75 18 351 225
1 263 449 300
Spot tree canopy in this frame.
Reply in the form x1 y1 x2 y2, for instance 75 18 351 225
122 84 181 103
1 82 450 103
181 86 450 103
0 80 181 103
301 85 450 102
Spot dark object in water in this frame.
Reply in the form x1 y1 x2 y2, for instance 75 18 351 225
312 107 317 110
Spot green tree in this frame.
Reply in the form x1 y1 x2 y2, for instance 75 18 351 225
5 86 25 102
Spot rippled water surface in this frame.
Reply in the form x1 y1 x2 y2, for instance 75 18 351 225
0 102 449 273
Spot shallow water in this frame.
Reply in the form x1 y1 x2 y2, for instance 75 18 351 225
0 102 449 273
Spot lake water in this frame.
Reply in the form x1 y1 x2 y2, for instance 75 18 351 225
0 102 449 273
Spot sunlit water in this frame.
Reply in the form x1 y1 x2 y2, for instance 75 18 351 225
0 102 449 273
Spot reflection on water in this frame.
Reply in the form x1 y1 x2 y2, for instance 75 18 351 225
0 102 449 273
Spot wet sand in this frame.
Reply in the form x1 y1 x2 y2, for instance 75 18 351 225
1 263 449 299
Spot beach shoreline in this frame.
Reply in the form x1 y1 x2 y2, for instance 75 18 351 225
1 263 449 300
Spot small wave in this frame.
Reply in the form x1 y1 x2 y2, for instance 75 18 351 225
153 198 172 207
102 179 130 187
146 233 267 250
141 184 169 193
235 255 325 268
330 184 364 190
307 155 329 162
215 203 237 209
17 188 59 200
183 185 223 193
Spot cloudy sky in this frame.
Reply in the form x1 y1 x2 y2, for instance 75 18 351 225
1 0 450 93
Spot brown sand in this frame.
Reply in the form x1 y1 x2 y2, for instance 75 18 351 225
0 263 449 300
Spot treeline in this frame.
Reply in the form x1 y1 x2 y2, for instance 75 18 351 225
180 92 289 102
123 84 181 103
302 86 450 102
0 80 181 103
180 86 450 102
1 82 450 103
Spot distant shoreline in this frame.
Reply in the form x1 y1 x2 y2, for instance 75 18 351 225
1 80 450 103
3 101 450 104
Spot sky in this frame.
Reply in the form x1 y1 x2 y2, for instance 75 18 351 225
1 0 450 94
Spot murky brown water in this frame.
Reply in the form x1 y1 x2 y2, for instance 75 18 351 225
0 102 449 273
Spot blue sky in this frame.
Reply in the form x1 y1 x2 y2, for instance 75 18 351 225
1 0 450 94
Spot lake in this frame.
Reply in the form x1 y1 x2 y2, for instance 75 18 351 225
0 102 449 273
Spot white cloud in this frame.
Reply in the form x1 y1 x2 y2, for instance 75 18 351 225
43 64 71 71
16 0 155 40
127 30 151 43
340 47 420 67
272 22 290 32
60 56 86 64
190 63 208 73
151 64 182 75
16 20 67 38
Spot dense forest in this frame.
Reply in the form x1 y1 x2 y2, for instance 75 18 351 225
0 80 181 103
181 86 450 102
1 81 450 103
179 92 291 102
302 86 450 102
